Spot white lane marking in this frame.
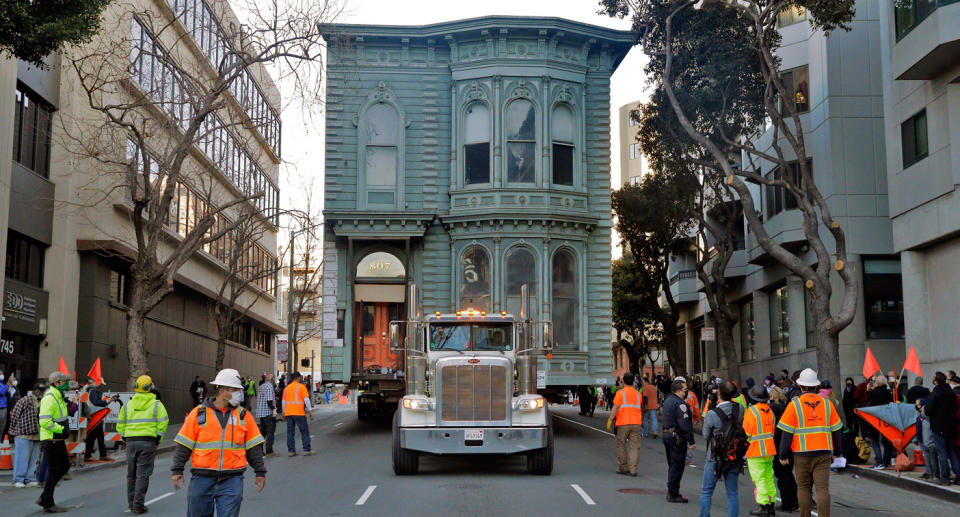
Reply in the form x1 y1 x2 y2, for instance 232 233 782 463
355 485 377 505
571 484 596 506
145 492 176 505
334 422 344 427
776 497 816 516
553 414 615 437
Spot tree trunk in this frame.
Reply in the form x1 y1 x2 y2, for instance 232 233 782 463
716 318 741 384
661 320 684 377
215 335 227 372
813 296 841 386
126 309 149 390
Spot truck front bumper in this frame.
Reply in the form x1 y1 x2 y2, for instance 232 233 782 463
400 427 547 455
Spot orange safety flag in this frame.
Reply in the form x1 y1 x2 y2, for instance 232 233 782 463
87 358 103 386
88 408 110 432
862 348 881 380
58 357 70 375
902 346 922 377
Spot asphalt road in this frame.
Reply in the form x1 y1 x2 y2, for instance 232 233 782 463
0 404 944 516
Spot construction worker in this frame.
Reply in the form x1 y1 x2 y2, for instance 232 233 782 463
743 385 777 516
171 368 266 517
607 372 643 476
117 375 169 514
282 372 314 456
37 371 73 513
776 368 843 517
661 377 694 503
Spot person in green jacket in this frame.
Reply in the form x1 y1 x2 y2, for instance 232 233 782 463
37 371 73 513
117 375 169 514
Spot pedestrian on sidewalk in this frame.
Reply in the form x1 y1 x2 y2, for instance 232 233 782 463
82 377 116 462
769 386 798 512
189 376 206 408
698 381 744 517
743 385 777 516
608 372 643 476
777 368 843 517
9 382 44 488
117 375 169 514
866 373 895 469
282 372 314 456
172 368 266 517
642 378 659 439
244 376 257 411
0 370 16 438
661 377 694 503
256 374 278 457
37 371 74 513
923 371 957 485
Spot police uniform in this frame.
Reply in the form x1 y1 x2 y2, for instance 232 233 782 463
661 392 693 501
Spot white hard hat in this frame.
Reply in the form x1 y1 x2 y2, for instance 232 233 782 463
211 368 244 389
796 368 820 387
674 376 687 384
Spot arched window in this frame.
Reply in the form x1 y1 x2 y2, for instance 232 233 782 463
505 100 536 183
459 246 491 311
464 103 490 185
505 246 537 318
552 249 579 350
365 103 398 204
551 105 574 186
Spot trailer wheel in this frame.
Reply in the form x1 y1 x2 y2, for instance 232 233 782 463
526 410 554 475
392 411 419 475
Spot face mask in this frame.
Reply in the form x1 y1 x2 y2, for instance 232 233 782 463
0 374 4 381
11 380 17 388
228 390 243 407
54 382 69 394
764 380 772 386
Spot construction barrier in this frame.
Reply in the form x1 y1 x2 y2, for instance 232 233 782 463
104 432 122 444
66 442 86 455
0 434 12 470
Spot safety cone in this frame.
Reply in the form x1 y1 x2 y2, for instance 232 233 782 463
913 447 925 466
0 434 13 470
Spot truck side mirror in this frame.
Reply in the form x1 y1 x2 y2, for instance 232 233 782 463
389 322 401 352
542 322 553 351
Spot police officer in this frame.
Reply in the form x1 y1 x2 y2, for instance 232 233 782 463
661 376 695 503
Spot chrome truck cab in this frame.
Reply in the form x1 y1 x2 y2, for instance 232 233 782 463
390 285 554 475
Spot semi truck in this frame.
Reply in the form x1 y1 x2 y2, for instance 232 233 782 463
388 285 554 475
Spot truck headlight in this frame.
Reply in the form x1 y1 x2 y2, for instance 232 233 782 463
402 396 434 411
513 396 545 411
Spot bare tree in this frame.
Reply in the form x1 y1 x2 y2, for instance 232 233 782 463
60 0 343 388
285 187 323 375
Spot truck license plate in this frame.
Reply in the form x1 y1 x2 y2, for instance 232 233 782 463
465 430 484 441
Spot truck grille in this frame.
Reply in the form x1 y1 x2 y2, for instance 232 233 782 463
440 363 509 423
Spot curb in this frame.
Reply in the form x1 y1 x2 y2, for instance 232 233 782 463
849 465 960 503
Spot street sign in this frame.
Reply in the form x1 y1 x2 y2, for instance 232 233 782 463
536 369 546 389
595 378 608 385
277 334 288 362
701 327 715 341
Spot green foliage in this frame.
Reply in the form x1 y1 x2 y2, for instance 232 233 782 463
0 0 112 68
613 170 697 263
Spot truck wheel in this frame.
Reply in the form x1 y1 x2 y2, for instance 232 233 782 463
527 411 554 475
358 403 368 420
392 411 419 475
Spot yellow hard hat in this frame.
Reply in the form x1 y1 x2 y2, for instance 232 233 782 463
135 375 153 393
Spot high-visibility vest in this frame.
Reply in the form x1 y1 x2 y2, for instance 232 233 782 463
38 388 69 441
174 404 264 473
734 394 747 408
743 403 776 458
686 392 701 423
117 393 169 442
282 381 308 416
776 393 842 453
614 387 644 427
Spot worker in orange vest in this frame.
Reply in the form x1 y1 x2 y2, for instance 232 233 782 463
743 385 777 516
776 368 843 517
607 372 643 476
171 368 266 516
282 372 314 457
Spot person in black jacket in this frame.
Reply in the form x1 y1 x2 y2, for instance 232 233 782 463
867 375 895 469
924 372 957 485
842 378 858 437
906 376 930 404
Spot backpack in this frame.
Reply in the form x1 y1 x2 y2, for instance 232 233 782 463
710 404 749 475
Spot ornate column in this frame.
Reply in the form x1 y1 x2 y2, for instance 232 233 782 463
450 81 458 190
493 235 502 311
493 75 502 188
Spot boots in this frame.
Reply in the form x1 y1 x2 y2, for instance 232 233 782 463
750 503 775 516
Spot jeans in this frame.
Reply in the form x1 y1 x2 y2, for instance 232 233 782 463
187 474 243 517
698 460 740 517
922 443 940 478
870 437 894 467
126 440 158 509
39 440 70 508
642 409 659 437
13 437 41 483
930 434 955 481
260 416 276 454
286 415 310 452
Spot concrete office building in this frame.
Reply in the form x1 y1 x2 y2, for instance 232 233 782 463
878 0 960 374
667 2 904 383
1 0 284 419
617 100 649 186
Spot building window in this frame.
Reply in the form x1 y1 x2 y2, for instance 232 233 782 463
864 260 904 339
551 249 579 351
110 269 127 305
252 327 271 353
12 86 53 178
628 176 642 187
777 5 807 27
459 246 491 311
769 286 790 355
4 231 45 287
779 65 809 114
505 100 536 183
551 105 575 186
365 103 399 190
895 0 938 39
464 103 491 185
740 300 755 361
628 110 639 126
505 246 537 318
230 320 249 347
629 143 641 160
764 159 811 219
901 109 928 168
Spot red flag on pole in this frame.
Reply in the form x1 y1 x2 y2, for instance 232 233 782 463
863 348 881 380
57 357 70 375
902 346 923 377
86 358 103 386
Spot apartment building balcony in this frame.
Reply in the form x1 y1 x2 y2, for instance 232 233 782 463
893 1 960 80
747 209 808 265
667 268 699 304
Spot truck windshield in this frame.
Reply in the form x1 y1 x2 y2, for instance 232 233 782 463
429 323 512 352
